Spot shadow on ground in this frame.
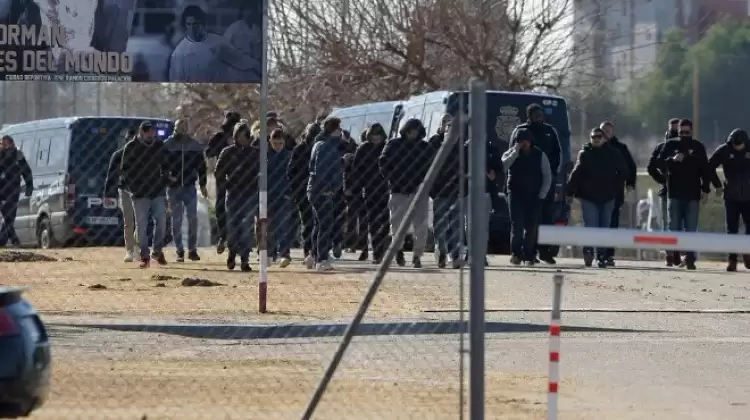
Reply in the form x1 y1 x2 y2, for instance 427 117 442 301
49 320 661 340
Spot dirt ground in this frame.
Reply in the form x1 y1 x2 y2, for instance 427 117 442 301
0 247 460 322
31 356 549 420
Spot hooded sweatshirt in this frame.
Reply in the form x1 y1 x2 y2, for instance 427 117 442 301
567 141 628 204
708 129 750 202
378 119 433 195
351 123 389 199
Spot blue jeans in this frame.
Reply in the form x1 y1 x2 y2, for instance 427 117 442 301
668 198 699 262
580 199 615 259
433 197 463 260
269 195 294 258
225 193 257 261
167 185 198 254
310 192 335 263
132 196 167 259
508 194 541 261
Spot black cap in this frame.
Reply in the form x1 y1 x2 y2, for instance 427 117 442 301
140 120 153 131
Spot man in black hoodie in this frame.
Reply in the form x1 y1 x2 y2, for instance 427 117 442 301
656 119 713 270
379 118 433 268
104 129 137 262
511 104 563 264
339 129 366 257
648 117 685 265
708 128 750 272
428 114 468 269
215 122 260 272
599 121 636 266
206 110 241 254
0 135 33 247
287 122 320 260
120 121 170 268
351 123 391 264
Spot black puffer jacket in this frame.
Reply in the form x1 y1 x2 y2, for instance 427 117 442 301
351 123 389 198
428 131 468 198
656 137 711 200
0 148 33 199
287 123 321 202
378 119 433 195
120 137 169 198
215 143 261 196
708 129 750 202
567 142 627 204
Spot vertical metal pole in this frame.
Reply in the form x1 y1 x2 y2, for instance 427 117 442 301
457 92 466 420
547 273 564 420
468 80 487 420
257 0 269 313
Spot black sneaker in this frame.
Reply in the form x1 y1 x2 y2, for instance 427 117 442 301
240 262 252 272
540 256 557 265
665 255 674 267
358 250 368 261
597 260 607 268
152 251 167 265
216 238 226 255
685 261 697 270
727 260 738 272
509 255 522 265
226 254 236 270
605 257 615 267
438 253 447 268
524 260 535 267
396 251 406 267
412 256 422 268
175 251 185 263
743 255 750 270
188 251 201 261
372 258 382 265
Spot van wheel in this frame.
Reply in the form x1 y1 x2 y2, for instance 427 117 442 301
37 217 58 249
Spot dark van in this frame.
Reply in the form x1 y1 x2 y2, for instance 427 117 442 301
395 90 572 254
0 117 174 248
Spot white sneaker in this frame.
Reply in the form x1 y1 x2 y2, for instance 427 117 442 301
316 261 334 271
278 257 292 268
123 251 135 263
304 255 315 269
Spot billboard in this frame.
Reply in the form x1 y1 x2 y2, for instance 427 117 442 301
0 0 264 83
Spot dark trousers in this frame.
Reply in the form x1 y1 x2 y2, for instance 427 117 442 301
509 194 541 261
346 194 368 250
668 198 699 263
215 188 227 241
0 197 19 246
225 193 257 262
602 196 624 259
536 196 557 259
365 194 390 259
296 197 314 257
310 193 336 263
726 200 750 262
333 191 345 247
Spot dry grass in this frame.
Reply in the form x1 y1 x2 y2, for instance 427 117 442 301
0 248 458 321
31 357 548 420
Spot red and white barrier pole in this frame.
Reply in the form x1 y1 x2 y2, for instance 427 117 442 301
548 273 564 420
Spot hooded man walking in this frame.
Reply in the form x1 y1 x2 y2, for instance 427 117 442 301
268 128 294 267
206 110 241 254
165 119 208 262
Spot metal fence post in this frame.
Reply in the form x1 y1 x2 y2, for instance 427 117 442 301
468 79 487 420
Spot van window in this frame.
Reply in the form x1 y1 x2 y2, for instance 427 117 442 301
36 136 51 168
18 133 36 168
347 115 366 139
47 131 69 172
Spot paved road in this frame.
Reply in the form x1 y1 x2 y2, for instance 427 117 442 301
41 256 750 419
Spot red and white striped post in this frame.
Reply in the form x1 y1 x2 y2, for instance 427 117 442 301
548 273 564 420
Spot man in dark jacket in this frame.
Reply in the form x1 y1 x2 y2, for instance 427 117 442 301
501 128 552 266
288 122 320 261
656 119 713 270
268 128 294 267
599 121 636 266
104 129 137 261
379 118 433 268
206 110 241 254
164 119 208 262
567 127 628 268
215 121 260 272
0 135 33 247
307 117 345 271
428 114 467 269
351 123 391 264
510 104 563 264
708 128 750 272
340 129 366 258
120 121 170 268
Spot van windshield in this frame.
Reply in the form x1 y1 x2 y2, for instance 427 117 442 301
69 118 173 193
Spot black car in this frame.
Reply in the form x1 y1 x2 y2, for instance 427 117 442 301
0 287 51 418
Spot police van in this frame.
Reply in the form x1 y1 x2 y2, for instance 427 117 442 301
390 90 573 254
0 117 174 248
329 101 403 143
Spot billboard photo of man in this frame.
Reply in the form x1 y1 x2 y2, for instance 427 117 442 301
168 3 260 82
